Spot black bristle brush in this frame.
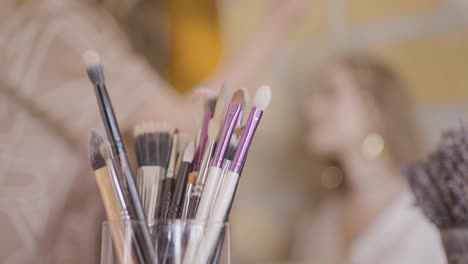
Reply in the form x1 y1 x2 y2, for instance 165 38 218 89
168 141 196 219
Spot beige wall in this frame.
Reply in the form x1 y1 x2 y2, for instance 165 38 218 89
116 1 468 262
219 0 468 263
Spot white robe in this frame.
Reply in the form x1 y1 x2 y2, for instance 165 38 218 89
292 192 447 264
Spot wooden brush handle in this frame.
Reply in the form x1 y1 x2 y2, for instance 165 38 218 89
96 168 136 264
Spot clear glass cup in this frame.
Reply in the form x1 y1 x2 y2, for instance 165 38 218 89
101 220 231 264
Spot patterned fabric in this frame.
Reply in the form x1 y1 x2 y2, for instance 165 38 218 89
0 0 178 262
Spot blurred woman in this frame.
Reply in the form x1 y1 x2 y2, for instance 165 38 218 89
296 56 446 263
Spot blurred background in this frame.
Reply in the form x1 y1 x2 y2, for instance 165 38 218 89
106 0 468 262
2 0 468 263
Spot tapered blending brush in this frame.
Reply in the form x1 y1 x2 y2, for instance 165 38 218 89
88 131 127 263
168 142 195 219
83 50 155 262
194 89 246 222
195 85 272 264
159 129 179 219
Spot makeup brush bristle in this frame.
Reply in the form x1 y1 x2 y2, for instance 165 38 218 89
183 141 196 162
134 121 173 167
159 123 173 168
234 125 245 138
88 130 106 171
178 133 190 154
188 173 197 184
207 119 221 140
82 50 104 85
240 88 249 108
192 88 217 101
226 135 240 161
191 88 214 127
99 140 113 162
206 96 217 114
231 89 246 105
213 85 228 120
254 85 272 111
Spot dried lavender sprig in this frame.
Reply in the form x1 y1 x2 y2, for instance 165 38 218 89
404 124 468 228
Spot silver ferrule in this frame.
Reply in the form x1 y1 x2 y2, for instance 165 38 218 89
106 159 128 212
181 184 193 220
196 140 216 186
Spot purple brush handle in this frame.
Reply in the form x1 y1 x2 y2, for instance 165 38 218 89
194 111 212 171
212 103 241 168
230 107 263 174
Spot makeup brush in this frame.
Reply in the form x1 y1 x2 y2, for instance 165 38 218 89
83 50 155 262
187 119 221 218
168 142 195 219
99 137 139 264
405 124 468 263
194 89 246 222
100 139 131 221
213 85 229 122
159 129 179 219
154 122 173 219
134 122 157 222
134 121 172 223
186 86 228 218
236 88 249 128
195 85 272 264
158 140 195 264
88 131 127 263
175 132 190 172
181 173 197 220
213 134 240 212
193 92 217 173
